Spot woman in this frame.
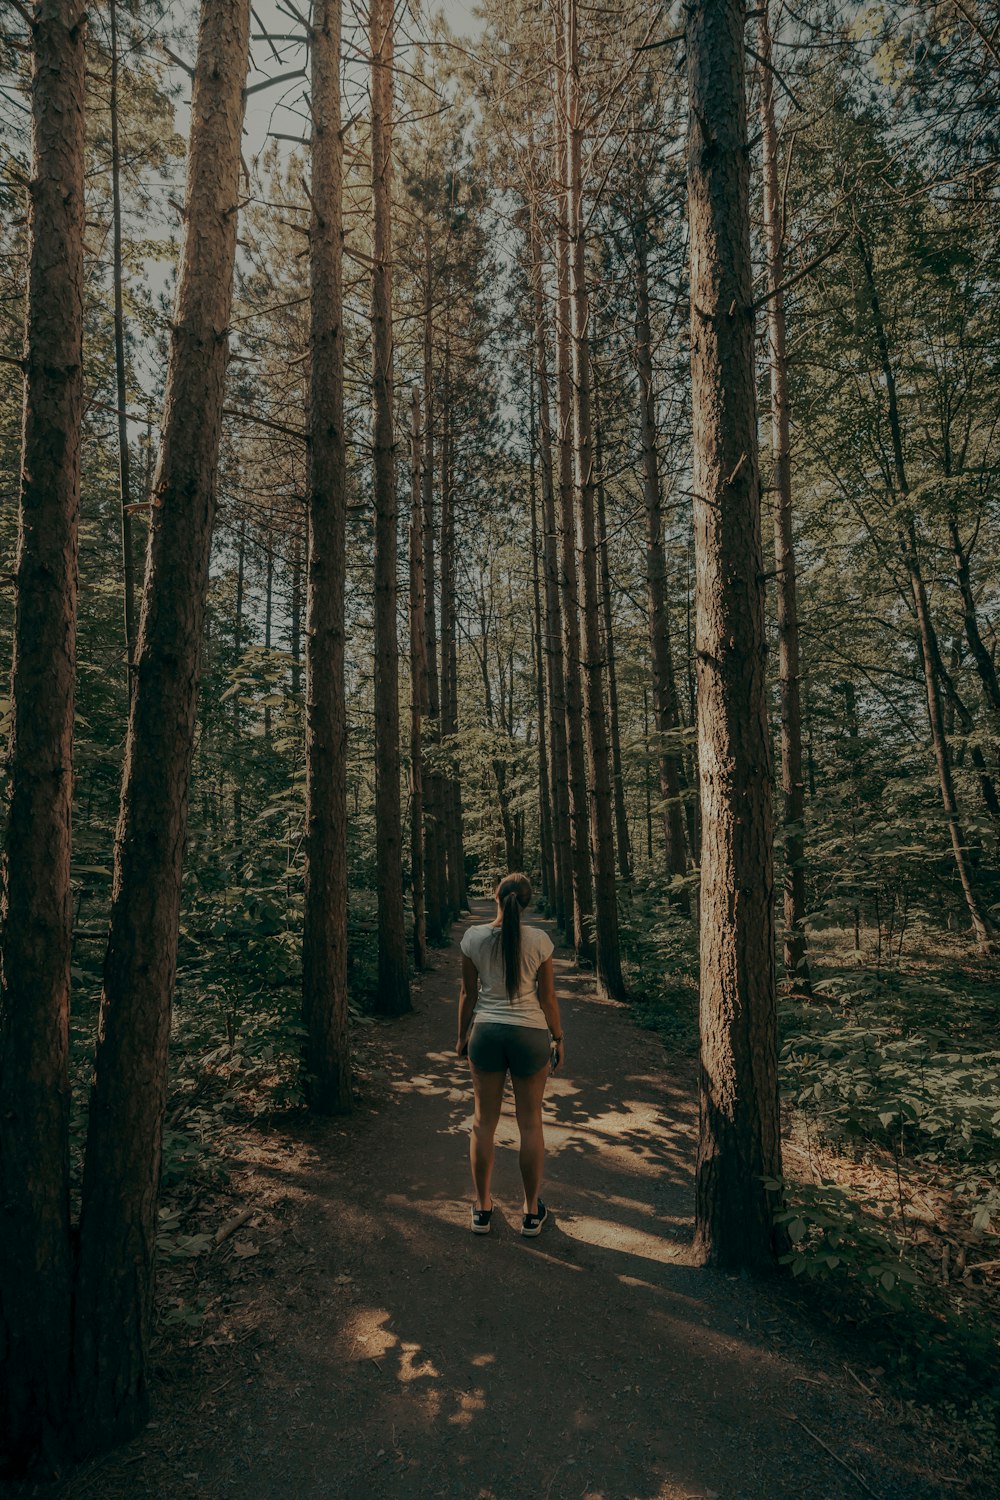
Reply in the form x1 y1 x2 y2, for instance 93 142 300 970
456 872 564 1237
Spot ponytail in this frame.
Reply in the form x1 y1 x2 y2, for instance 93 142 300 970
494 872 532 1001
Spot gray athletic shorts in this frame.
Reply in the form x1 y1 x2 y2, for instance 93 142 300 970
468 1021 551 1077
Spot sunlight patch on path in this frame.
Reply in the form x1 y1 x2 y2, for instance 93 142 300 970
558 1212 683 1266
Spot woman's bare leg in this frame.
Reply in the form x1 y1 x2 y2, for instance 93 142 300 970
511 1063 549 1215
469 1065 506 1210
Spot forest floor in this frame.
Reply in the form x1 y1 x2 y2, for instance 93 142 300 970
11 903 995 1500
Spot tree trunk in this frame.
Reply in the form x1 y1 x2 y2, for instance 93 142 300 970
634 222 688 888
439 352 466 908
290 527 302 698
565 0 625 998
686 0 782 1271
302 0 352 1114
593 379 632 883
72 0 251 1452
856 228 994 952
263 510 274 739
370 0 411 1012
0 0 85 1471
758 3 811 991
409 388 428 968
948 516 1000 747
421 227 447 941
530 366 555 907
233 515 245 841
109 0 137 687
552 7 594 961
528 191 572 937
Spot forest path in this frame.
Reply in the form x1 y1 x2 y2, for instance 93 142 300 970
55 902 961 1500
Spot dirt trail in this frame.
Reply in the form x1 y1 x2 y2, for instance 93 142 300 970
38 903 972 1499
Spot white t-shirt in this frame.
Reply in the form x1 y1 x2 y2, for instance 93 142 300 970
460 921 554 1029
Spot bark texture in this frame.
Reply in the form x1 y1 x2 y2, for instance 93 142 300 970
552 11 594 960
72 0 251 1452
370 0 412 1012
409 389 428 968
594 430 632 884
420 231 447 942
565 0 625 998
0 0 86 1472
530 370 555 907
302 0 352 1113
110 0 137 682
635 222 688 887
439 360 466 910
758 4 810 989
686 0 782 1271
529 193 572 935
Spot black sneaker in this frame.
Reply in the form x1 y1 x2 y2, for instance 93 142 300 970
471 1205 493 1234
521 1201 548 1237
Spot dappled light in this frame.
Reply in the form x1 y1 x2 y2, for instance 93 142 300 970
1 0 997 1489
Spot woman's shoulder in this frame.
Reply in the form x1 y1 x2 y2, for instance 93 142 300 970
522 924 555 958
460 922 494 955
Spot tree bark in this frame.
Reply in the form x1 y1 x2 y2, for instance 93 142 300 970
370 0 411 1012
290 527 302 698
72 0 251 1452
0 0 85 1471
948 516 1000 746
530 365 556 907
420 228 447 941
409 389 428 968
856 228 994 952
528 191 572 937
439 348 466 909
758 3 811 990
686 0 782 1271
593 378 632 883
635 221 688 888
552 6 594 962
565 0 625 998
109 0 137 687
302 0 352 1114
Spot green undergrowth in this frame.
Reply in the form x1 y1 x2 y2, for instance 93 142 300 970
619 894 999 1453
617 880 699 1053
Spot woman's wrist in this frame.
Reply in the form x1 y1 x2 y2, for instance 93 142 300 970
550 1032 563 1042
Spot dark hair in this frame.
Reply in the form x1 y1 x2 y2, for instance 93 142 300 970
494 872 532 1000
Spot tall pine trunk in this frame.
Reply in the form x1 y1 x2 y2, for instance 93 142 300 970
553 6 594 961
565 0 624 998
409 389 428 968
109 0 137 684
72 0 252 1451
530 368 556 907
593 369 632 883
758 4 810 990
302 0 352 1113
687 0 782 1271
528 192 572 936
420 229 447 941
439 353 466 908
370 0 411 1011
635 222 688 887
0 0 86 1471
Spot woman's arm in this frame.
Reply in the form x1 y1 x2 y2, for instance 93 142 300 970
457 954 478 1056
535 958 564 1071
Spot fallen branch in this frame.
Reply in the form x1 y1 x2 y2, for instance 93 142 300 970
214 1206 256 1247
785 1412 881 1499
